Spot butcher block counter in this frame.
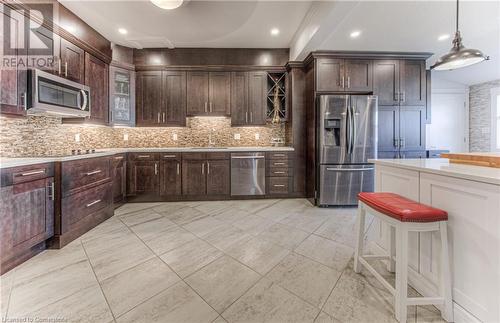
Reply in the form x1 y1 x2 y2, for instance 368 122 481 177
441 152 500 168
368 158 500 323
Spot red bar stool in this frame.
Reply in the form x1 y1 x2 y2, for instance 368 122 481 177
354 192 453 323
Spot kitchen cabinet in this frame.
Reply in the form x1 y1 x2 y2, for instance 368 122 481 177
187 71 230 116
182 153 230 197
112 154 126 205
0 164 55 274
160 154 182 197
231 71 266 126
136 71 162 126
316 58 372 92
373 59 426 106
0 6 27 116
109 66 135 126
85 53 109 124
266 152 294 196
128 161 159 196
60 38 85 83
163 71 186 126
377 106 400 152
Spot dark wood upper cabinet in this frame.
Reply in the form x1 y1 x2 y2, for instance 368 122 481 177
373 60 400 106
127 161 159 196
400 60 426 106
399 106 425 151
206 159 230 195
230 72 249 126
160 158 182 197
208 72 231 116
60 38 85 83
85 53 109 124
187 71 209 116
0 6 27 116
182 159 206 196
109 66 135 126
136 71 162 126
248 71 267 125
377 106 400 152
163 71 186 126
344 59 372 92
316 58 343 92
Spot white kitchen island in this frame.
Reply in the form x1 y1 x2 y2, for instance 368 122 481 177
367 158 500 323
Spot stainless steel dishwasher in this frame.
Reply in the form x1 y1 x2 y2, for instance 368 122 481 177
231 152 266 196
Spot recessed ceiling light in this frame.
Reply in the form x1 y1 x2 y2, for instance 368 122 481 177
151 0 183 10
270 28 280 36
350 30 361 38
438 34 450 41
118 28 128 35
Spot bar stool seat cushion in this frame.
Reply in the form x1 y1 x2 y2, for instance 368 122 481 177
358 192 448 222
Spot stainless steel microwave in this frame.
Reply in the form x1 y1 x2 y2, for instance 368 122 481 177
27 69 90 117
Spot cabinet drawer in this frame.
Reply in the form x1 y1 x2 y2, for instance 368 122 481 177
161 153 181 161
267 159 291 168
113 154 126 167
61 182 112 234
207 152 229 160
4 163 54 186
267 177 291 195
267 151 292 160
128 153 159 161
61 157 111 196
267 167 291 177
182 152 206 160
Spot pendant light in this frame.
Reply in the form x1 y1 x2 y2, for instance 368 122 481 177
431 0 489 70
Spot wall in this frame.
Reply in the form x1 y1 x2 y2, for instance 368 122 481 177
469 79 500 152
0 116 286 157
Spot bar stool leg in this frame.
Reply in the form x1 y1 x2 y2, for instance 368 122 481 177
387 225 396 273
395 224 408 323
439 222 454 322
354 203 366 273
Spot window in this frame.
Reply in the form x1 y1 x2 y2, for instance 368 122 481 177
492 88 500 151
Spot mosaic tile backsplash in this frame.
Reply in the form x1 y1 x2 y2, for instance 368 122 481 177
0 116 287 157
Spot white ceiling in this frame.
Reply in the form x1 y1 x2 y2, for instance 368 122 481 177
60 0 499 85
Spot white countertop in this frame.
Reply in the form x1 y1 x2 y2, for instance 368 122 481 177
0 146 294 169
370 158 500 186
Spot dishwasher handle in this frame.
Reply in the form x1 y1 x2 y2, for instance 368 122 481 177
231 156 265 159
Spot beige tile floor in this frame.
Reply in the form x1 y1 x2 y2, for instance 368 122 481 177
0 199 446 323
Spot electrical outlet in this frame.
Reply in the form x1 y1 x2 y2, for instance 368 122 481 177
255 133 260 140
123 133 129 141
74 133 80 142
234 133 241 140
173 133 178 141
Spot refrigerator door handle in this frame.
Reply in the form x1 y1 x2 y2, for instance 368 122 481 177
349 104 355 155
345 103 351 155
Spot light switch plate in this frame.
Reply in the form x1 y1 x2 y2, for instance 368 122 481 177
173 133 178 141
74 133 80 142
234 133 241 140
123 133 129 141
255 133 260 140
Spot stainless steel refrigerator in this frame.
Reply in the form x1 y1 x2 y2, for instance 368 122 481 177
317 95 378 206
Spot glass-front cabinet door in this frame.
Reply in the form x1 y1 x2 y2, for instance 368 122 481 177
109 66 135 126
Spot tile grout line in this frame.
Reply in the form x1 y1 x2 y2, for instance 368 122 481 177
79 239 118 323
3 267 17 320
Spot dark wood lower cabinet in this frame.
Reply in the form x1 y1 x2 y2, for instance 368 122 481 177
0 165 55 274
112 155 126 206
160 158 182 197
206 159 230 195
127 161 159 197
182 159 206 196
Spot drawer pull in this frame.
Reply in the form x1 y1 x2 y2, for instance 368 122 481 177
273 171 286 174
86 170 102 176
163 155 177 158
273 184 285 187
86 199 101 207
20 169 45 176
273 162 285 166
273 154 285 157
137 155 150 158
114 156 124 160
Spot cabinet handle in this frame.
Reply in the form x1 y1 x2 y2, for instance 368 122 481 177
163 112 166 123
85 170 102 176
273 154 285 157
114 156 123 160
273 184 285 187
209 102 212 113
202 162 205 175
177 162 180 175
341 76 345 88
347 76 350 88
137 155 150 158
163 155 177 158
273 171 285 174
20 169 45 176
64 61 68 78
155 163 158 175
274 162 285 166
58 57 62 75
21 92 27 110
86 199 101 207
157 112 161 123
250 112 253 123
207 162 210 174
400 138 405 148
394 92 399 102
204 102 208 113
245 111 248 123
49 182 55 201
394 139 399 148
401 92 406 102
